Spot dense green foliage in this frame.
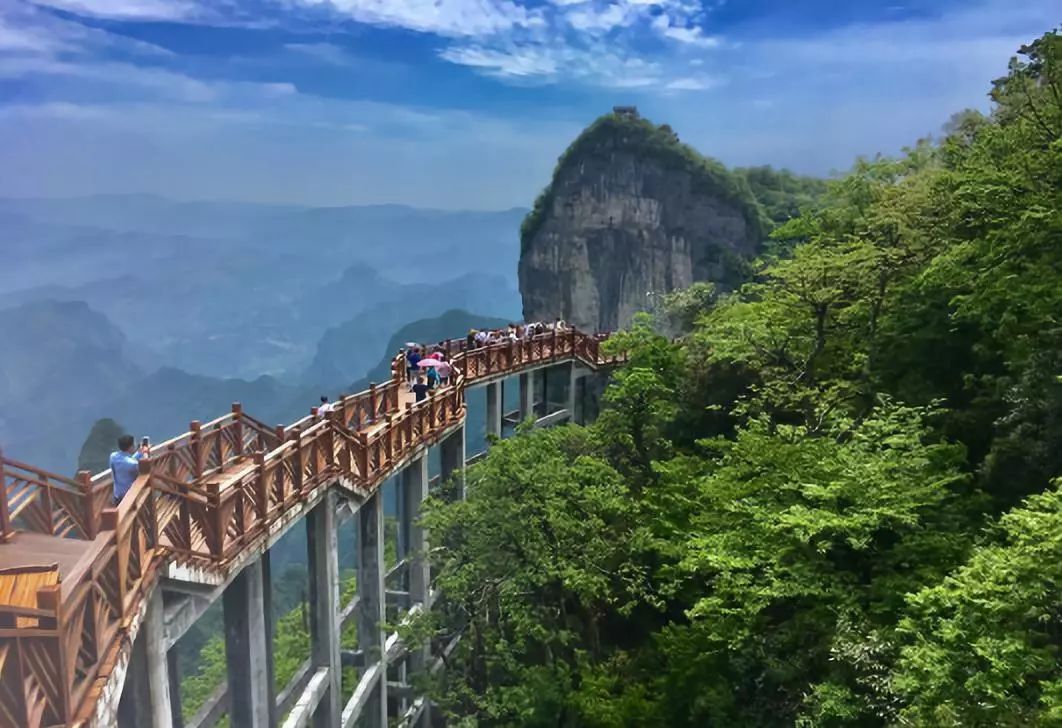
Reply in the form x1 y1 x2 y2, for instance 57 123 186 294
737 166 828 226
425 31 1062 727
520 112 773 253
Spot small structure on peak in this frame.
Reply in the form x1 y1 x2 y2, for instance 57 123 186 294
612 105 639 119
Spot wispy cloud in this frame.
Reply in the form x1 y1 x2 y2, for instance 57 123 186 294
287 0 725 90
283 42 354 65
30 0 201 21
296 0 539 38
664 75 720 91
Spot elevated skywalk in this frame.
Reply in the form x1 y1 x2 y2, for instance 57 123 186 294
0 326 623 727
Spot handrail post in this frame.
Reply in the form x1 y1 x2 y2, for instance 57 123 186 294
0 447 11 541
369 383 378 420
254 452 268 520
190 420 203 479
358 430 370 480
324 412 336 470
207 482 224 560
39 469 54 536
404 403 413 450
293 430 304 494
232 402 244 458
138 459 159 550
36 584 70 722
77 469 98 539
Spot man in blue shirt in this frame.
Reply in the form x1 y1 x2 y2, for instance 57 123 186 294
110 434 148 504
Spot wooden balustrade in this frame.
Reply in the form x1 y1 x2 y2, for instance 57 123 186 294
0 448 106 542
0 325 624 727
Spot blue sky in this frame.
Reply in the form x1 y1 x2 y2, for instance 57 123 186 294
0 0 1056 209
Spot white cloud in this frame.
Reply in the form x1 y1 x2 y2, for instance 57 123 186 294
0 100 116 120
282 0 725 91
664 75 720 91
651 14 720 47
284 42 353 65
295 0 539 37
0 18 55 52
30 0 200 21
441 40 664 88
565 3 633 33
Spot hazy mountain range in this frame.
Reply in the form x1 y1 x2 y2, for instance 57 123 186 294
0 195 527 472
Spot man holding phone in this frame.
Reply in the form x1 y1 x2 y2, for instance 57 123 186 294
110 434 150 505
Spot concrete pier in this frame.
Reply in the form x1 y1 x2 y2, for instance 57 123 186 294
486 381 503 438
223 556 273 728
519 372 534 422
358 490 388 728
439 425 466 498
307 492 341 727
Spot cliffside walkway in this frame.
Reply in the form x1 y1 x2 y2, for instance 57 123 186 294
0 326 623 728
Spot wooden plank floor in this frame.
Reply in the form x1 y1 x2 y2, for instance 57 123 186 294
203 382 443 492
0 531 94 579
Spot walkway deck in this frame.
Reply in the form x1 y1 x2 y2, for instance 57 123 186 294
0 326 622 727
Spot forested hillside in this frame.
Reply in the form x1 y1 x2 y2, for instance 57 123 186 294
420 31 1062 726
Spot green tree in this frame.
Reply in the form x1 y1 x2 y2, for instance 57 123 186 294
894 480 1062 726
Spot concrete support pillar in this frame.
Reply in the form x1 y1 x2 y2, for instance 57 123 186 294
519 371 534 423
118 623 149 727
144 587 175 728
402 455 432 726
402 456 430 615
486 381 503 439
307 492 341 728
223 556 273 728
166 650 184 728
568 362 582 426
120 586 174 728
358 490 388 728
439 425 466 499
261 550 277 728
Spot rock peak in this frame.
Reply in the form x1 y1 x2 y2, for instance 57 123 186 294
518 112 766 331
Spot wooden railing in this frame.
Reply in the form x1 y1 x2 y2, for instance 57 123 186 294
0 325 624 727
0 451 108 542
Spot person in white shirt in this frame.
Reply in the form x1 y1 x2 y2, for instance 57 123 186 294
317 395 335 416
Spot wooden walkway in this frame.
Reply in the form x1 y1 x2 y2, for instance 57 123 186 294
0 326 622 727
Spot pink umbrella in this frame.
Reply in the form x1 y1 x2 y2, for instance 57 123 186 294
417 358 443 368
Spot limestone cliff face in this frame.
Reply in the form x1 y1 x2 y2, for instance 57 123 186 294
519 112 767 332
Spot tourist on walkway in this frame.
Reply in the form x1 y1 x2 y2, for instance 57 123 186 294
426 364 441 390
317 395 334 417
110 434 149 504
411 375 430 402
438 358 458 386
406 346 421 379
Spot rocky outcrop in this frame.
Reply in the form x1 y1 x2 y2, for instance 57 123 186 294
519 111 768 331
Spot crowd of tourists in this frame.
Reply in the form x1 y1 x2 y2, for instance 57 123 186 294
403 341 460 402
466 318 568 349
402 319 570 402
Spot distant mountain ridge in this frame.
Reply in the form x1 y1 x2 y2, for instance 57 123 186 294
0 299 514 474
0 195 525 380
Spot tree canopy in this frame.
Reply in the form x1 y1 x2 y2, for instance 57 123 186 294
423 29 1062 727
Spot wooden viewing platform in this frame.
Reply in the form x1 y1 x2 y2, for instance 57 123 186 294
0 326 623 728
